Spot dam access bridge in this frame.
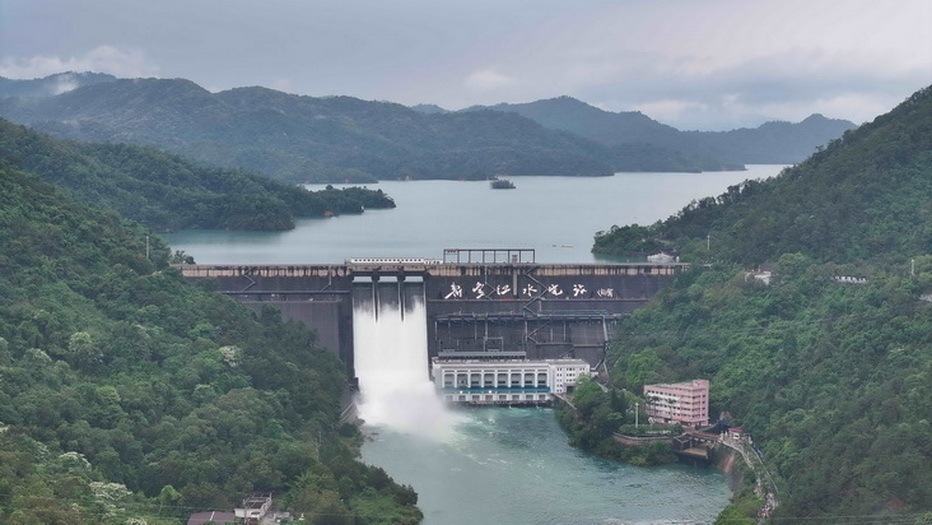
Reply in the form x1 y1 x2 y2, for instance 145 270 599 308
179 249 687 379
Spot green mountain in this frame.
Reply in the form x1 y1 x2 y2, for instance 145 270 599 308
0 166 422 523
409 103 450 115
473 96 682 146
467 97 739 171
0 78 626 182
0 118 395 232
682 113 859 164
478 96 856 165
2 75 855 180
591 87 932 521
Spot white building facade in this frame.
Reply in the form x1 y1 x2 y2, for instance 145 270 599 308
431 358 591 405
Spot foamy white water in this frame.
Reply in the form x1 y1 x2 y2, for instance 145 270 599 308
352 281 461 440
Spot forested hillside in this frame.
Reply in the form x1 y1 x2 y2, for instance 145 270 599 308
0 168 421 523
592 87 932 521
0 76 738 182
0 118 394 232
594 87 931 264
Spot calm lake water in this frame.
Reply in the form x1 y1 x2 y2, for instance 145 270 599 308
162 165 785 264
162 166 787 524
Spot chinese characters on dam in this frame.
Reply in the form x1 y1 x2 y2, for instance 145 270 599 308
442 281 617 300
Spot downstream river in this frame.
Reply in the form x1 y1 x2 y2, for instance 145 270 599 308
363 407 729 524
163 166 786 524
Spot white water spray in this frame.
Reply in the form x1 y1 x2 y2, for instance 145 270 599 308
352 280 460 440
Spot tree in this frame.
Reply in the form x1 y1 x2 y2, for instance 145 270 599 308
572 377 606 421
67 331 102 371
157 484 181 516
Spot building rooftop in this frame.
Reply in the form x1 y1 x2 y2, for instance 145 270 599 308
187 511 236 525
644 379 709 390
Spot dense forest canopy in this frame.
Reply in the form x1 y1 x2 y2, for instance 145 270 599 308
0 167 420 523
592 87 932 521
0 118 395 232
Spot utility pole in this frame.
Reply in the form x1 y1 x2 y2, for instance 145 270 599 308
706 234 711 252
145 235 150 260
911 258 915 277
635 402 639 428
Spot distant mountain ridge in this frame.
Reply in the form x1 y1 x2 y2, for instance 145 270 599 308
409 103 449 115
0 77 688 182
469 96 681 146
0 73 854 182
472 96 858 164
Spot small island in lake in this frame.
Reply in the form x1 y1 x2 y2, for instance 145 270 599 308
490 177 516 189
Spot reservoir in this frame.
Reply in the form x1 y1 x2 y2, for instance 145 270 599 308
164 165 785 265
163 166 786 523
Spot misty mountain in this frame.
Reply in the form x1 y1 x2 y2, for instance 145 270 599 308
680 113 858 164
475 96 857 164
1 78 731 182
409 103 450 114
470 96 682 146
0 71 118 98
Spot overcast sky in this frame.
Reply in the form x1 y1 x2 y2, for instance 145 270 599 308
2 0 930 130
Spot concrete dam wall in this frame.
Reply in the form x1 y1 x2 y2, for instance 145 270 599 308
179 260 686 378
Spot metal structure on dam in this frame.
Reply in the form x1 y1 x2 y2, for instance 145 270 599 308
179 249 687 378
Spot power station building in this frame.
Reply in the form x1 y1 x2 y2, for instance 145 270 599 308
643 379 710 427
431 358 590 405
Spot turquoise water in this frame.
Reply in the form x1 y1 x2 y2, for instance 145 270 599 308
361 407 730 525
162 166 785 265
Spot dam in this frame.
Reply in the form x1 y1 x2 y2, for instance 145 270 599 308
180 248 686 399
163 171 751 522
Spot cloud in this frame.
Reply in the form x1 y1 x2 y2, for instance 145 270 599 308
268 77 294 94
465 69 515 91
0 0 926 129
633 99 710 125
51 77 78 95
0 45 158 79
431 0 931 128
568 41 931 130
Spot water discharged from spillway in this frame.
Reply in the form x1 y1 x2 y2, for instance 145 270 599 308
352 280 459 439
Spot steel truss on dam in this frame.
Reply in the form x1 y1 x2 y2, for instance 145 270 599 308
178 249 688 379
